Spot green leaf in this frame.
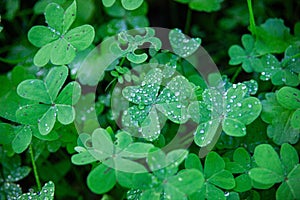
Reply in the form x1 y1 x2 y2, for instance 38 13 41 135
56 105 75 125
65 25 95 51
17 79 51 103
0 123 15 144
277 86 300 110
284 165 300 199
121 0 143 10
46 66 69 101
169 28 201 58
255 18 292 54
12 126 32 153
228 34 262 73
6 166 31 182
233 147 251 170
222 118 246 137
38 107 56 135
28 26 59 47
55 81 81 105
45 3 64 33
17 181 55 200
234 174 252 192
189 0 223 12
204 152 225 178
33 43 52 66
16 104 50 125
103 0 116 7
253 144 284 176
166 169 204 196
249 168 284 185
87 164 116 194
208 169 235 189
90 128 114 161
184 153 203 172
63 1 76 33
291 109 300 129
280 143 299 173
71 150 97 165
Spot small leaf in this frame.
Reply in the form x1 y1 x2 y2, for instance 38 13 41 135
249 168 283 185
277 86 300 110
204 151 225 178
184 153 203 172
56 104 75 124
189 0 223 12
121 0 143 10
16 104 49 125
222 118 246 137
55 81 81 105
45 3 64 33
291 109 300 129
28 26 59 47
234 174 252 192
38 107 56 135
208 170 235 190
12 126 32 153
87 164 116 194
280 143 299 173
169 28 201 58
33 43 52 66
63 0 76 33
17 79 51 103
103 0 116 7
65 25 95 51
51 39 76 65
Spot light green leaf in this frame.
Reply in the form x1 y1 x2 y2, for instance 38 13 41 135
90 128 114 161
234 174 252 192
233 147 251 170
17 79 51 103
45 3 64 33
55 81 81 105
28 26 59 47
169 28 201 58
291 109 300 129
50 38 76 65
189 0 223 12
87 164 116 194
16 104 50 125
121 0 143 10
56 104 75 124
65 25 95 51
33 43 52 66
63 0 76 33
38 107 56 135
71 150 97 165
184 153 203 172
12 126 32 153
45 65 69 101
285 165 300 199
222 118 246 137
103 0 116 7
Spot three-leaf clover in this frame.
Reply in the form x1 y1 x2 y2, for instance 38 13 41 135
126 149 203 200
17 181 55 200
228 34 263 73
111 28 161 64
249 143 300 200
16 66 81 135
122 67 195 141
187 152 235 200
261 92 299 144
28 1 95 66
188 81 262 147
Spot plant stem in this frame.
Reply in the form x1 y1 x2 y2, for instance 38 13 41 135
231 67 242 83
247 0 256 36
29 144 41 191
184 8 192 34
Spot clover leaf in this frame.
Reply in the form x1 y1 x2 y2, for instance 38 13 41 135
261 92 299 144
188 81 262 147
17 181 55 200
111 28 161 64
189 152 235 200
259 51 300 86
122 68 194 141
255 18 293 54
72 128 155 194
188 0 223 12
16 66 81 135
169 28 201 58
249 143 300 200
228 34 263 73
126 149 203 200
28 1 95 66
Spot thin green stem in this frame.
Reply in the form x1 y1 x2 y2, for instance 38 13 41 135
119 56 126 67
29 144 41 191
184 8 192 34
247 0 256 36
231 67 242 83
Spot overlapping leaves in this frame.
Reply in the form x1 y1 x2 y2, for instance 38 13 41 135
188 80 262 147
249 144 300 200
121 68 195 141
16 66 81 135
28 1 95 66
17 181 55 200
